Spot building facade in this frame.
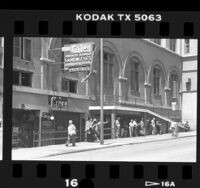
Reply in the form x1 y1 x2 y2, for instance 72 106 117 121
12 38 91 147
88 39 183 138
11 37 197 147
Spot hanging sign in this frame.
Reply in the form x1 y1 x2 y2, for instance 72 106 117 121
62 42 95 82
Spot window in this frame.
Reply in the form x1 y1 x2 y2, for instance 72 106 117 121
13 38 32 60
13 38 21 58
184 39 190 54
103 52 113 87
169 39 176 52
23 39 31 61
150 39 161 45
170 73 178 98
13 70 32 87
130 60 139 93
62 79 77 93
153 66 161 96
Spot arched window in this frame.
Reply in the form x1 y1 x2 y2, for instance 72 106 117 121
170 72 178 98
153 66 161 96
103 52 114 87
130 58 139 94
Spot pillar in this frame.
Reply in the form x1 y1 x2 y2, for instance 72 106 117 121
111 111 116 139
144 82 151 104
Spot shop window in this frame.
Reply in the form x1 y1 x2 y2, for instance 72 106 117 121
13 70 32 87
130 59 139 95
62 79 77 93
153 66 161 96
170 72 178 98
169 39 176 52
103 52 113 87
150 39 161 45
184 39 190 54
13 37 32 61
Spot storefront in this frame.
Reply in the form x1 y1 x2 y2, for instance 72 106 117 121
40 95 89 146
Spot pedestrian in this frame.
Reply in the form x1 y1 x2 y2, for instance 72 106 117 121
124 122 129 137
139 118 145 136
129 119 134 137
151 117 156 135
156 120 162 134
115 117 121 138
85 117 93 142
169 119 178 137
133 119 138 137
65 120 76 147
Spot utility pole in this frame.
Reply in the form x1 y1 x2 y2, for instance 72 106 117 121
100 38 104 145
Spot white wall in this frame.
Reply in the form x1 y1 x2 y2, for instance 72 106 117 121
182 92 197 130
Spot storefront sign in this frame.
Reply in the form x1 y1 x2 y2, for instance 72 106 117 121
48 96 68 109
62 42 95 74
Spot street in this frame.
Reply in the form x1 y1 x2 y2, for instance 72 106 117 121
42 136 196 162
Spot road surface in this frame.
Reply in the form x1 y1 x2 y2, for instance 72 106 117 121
42 136 196 162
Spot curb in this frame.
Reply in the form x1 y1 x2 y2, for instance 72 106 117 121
39 133 196 159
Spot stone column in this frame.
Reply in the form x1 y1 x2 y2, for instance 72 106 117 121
111 111 116 139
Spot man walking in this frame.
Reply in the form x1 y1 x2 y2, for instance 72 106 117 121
66 120 76 147
151 117 156 135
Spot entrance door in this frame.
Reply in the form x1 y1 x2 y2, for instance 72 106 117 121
19 122 34 148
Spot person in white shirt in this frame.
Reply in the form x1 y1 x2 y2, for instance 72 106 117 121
170 119 178 137
151 117 156 135
115 117 120 138
66 120 76 146
133 119 138 137
85 117 93 142
129 119 134 137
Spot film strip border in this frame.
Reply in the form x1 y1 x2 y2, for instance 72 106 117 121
0 10 199 188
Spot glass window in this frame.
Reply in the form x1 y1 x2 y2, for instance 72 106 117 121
23 39 31 61
171 73 178 98
69 80 77 93
61 79 77 93
13 38 21 58
130 60 139 93
184 39 190 54
103 52 113 87
21 72 32 86
62 79 69 91
153 66 161 96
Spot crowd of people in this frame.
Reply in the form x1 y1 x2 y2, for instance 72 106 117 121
114 117 163 139
65 117 191 146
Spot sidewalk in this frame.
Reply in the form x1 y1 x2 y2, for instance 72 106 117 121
12 131 196 160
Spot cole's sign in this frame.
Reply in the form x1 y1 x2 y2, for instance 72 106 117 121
62 42 95 73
